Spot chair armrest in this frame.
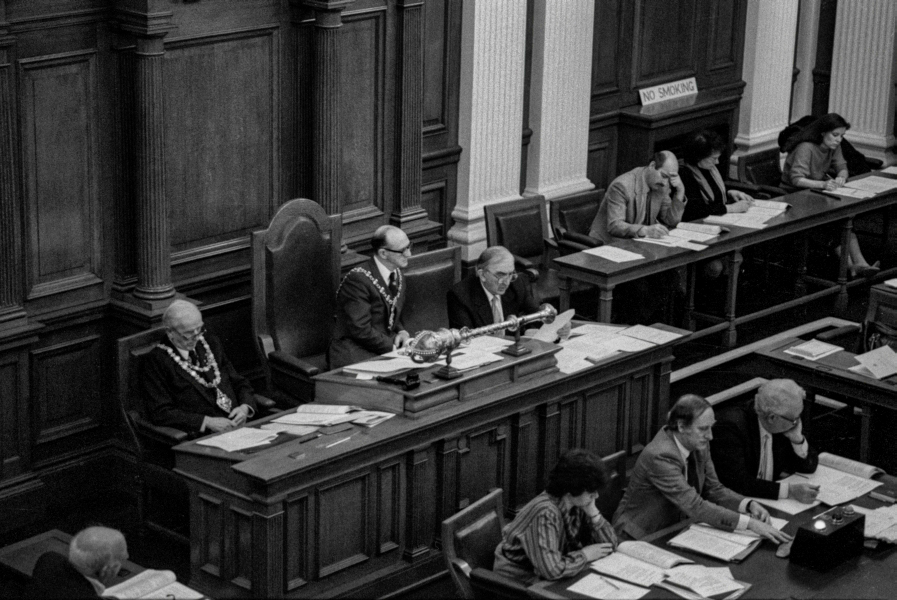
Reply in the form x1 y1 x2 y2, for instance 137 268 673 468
867 157 884 170
753 183 788 197
544 237 558 251
512 255 539 282
816 324 861 342
557 239 591 255
449 557 472 578
130 411 189 445
268 350 321 377
563 232 600 248
253 394 276 410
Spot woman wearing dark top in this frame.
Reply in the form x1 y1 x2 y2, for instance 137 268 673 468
781 113 878 278
493 449 618 584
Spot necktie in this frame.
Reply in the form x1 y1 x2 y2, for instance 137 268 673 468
491 295 503 324
687 453 699 491
388 272 398 296
758 432 773 480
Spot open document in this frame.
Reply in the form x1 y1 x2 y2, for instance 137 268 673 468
105 569 203 599
195 427 279 452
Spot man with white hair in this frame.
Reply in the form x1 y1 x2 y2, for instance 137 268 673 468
26 526 128 598
143 299 257 433
710 379 820 503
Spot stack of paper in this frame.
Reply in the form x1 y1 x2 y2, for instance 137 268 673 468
848 345 897 379
850 504 897 541
620 324 683 345
844 176 897 195
783 339 842 361
196 428 280 452
530 309 575 342
343 357 424 375
634 235 707 252
351 410 395 428
776 464 881 506
582 246 645 262
567 573 651 599
274 408 358 427
664 564 743 599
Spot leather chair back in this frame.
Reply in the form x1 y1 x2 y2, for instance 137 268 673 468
442 488 506 600
596 450 627 521
485 196 549 263
736 148 788 195
549 189 604 254
403 246 462 336
252 199 341 401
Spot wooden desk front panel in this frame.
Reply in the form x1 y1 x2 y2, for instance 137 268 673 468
179 348 673 598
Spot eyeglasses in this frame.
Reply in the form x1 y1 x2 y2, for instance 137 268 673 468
765 411 800 428
173 325 205 341
383 243 413 255
484 270 518 283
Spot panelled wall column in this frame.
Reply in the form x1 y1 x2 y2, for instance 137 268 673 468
448 0 527 263
0 9 27 330
523 0 595 200
829 0 897 165
732 0 799 172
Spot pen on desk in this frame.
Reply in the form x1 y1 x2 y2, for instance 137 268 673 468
597 575 620 591
326 436 352 448
811 505 837 520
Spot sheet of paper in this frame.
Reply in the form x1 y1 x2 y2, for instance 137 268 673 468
343 357 425 373
669 228 717 243
751 495 820 515
665 565 743 598
260 423 319 437
461 335 515 354
274 412 356 426
860 505 897 537
532 309 575 342
783 339 843 361
437 350 504 371
590 552 665 587
566 573 651 600
845 176 897 194
885 278 897 289
879 166 897 175
633 237 707 252
668 528 748 561
150 581 205 599
583 245 645 262
677 222 722 235
823 186 875 199
351 410 395 427
819 452 883 479
571 323 627 337
295 404 356 414
703 214 768 229
753 200 790 211
554 347 600 374
620 324 683 345
780 464 882 506
196 428 279 452
617 540 690 569
854 345 897 380
691 518 786 544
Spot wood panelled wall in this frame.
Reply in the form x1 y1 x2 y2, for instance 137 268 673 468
0 0 746 535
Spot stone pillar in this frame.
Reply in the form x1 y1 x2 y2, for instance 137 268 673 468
523 0 595 200
829 0 897 164
306 1 349 215
391 0 441 247
448 0 527 263
790 0 822 121
732 0 800 172
0 11 27 330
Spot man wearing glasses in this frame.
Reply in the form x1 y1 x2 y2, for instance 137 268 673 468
710 379 820 503
447 246 540 331
143 299 257 434
329 225 411 369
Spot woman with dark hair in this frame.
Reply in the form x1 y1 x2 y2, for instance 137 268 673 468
781 113 878 278
680 130 754 223
493 449 618 584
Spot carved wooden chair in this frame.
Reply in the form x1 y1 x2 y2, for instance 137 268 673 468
484 195 559 303
441 488 506 600
402 246 462 336
548 189 604 256
252 199 341 404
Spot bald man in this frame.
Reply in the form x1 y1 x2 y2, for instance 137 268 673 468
329 226 411 369
26 526 128 598
143 300 256 433
589 150 688 244
711 379 820 503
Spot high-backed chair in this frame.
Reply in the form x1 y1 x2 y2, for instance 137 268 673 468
735 148 789 197
549 190 604 256
118 327 190 544
596 450 627 521
402 246 462 336
252 199 341 404
484 196 559 302
442 488 506 600
469 568 531 600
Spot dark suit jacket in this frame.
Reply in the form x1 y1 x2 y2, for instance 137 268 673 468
711 401 819 499
25 551 98 599
329 258 407 369
613 427 744 540
143 333 256 433
446 274 539 331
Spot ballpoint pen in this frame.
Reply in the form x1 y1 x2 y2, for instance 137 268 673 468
597 575 620 591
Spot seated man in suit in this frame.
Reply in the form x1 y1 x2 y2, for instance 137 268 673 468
26 526 128 598
613 394 792 544
711 379 820 503
144 299 257 434
329 225 411 369
447 246 540 330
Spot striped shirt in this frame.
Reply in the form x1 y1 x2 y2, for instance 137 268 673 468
493 491 618 583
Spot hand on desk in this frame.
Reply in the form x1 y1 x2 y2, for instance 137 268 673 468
643 224 669 239
229 404 251 427
205 417 236 433
789 482 821 504
748 517 793 544
394 330 410 349
727 199 753 213
823 179 841 191
581 543 614 562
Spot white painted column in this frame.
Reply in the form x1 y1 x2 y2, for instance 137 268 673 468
523 0 595 200
790 0 821 122
732 0 799 173
448 0 527 263
829 0 897 165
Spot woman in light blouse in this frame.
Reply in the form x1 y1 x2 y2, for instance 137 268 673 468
781 113 879 278
493 449 618 584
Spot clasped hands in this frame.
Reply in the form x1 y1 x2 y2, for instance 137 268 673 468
204 404 251 433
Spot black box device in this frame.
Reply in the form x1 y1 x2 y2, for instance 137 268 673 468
790 507 865 570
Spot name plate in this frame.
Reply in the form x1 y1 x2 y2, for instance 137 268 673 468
639 77 698 106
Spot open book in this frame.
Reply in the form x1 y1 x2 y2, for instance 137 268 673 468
589 541 691 587
667 524 762 563
104 569 202 599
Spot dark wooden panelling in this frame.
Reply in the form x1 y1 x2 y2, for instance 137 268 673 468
632 0 698 87
163 27 279 252
30 334 101 448
587 121 618 190
404 446 436 561
377 459 403 555
420 178 447 238
316 471 371 578
229 507 254 590
0 354 28 480
591 0 624 100
706 0 740 73
198 492 225 578
421 0 449 135
583 384 624 458
19 50 102 301
285 493 311 590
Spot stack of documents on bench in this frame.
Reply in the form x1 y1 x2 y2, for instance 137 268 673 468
554 324 683 374
783 339 842 361
667 519 785 563
579 541 749 600
849 503 897 542
273 403 395 429
196 427 281 452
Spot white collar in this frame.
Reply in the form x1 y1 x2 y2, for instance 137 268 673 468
673 433 691 461
373 255 396 285
479 279 500 305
